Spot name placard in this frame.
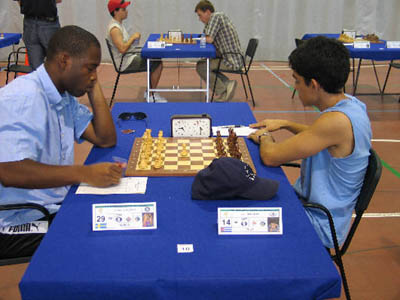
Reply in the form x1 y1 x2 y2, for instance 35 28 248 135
147 41 165 49
353 41 370 49
92 202 157 231
387 41 400 48
218 207 282 235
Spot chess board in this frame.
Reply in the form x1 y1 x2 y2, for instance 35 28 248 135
125 137 256 177
157 38 196 44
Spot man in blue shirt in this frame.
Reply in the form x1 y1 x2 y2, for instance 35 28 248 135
0 25 123 258
248 36 372 248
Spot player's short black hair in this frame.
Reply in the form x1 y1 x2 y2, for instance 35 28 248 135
288 36 350 94
46 25 100 61
195 0 215 13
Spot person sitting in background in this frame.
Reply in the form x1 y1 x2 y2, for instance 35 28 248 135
194 0 243 102
248 36 372 248
0 25 124 258
107 0 166 103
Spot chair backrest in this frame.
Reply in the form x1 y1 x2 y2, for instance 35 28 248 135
244 38 258 70
294 38 305 48
105 39 119 72
340 148 382 255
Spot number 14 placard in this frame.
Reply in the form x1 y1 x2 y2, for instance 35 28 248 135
218 207 282 235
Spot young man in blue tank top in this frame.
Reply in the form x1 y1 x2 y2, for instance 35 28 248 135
248 36 372 248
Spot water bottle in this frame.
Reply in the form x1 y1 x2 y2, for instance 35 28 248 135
200 34 206 48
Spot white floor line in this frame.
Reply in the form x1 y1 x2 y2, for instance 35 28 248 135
260 63 291 88
353 212 400 218
372 139 400 143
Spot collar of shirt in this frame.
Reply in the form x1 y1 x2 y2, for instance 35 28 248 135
36 64 67 111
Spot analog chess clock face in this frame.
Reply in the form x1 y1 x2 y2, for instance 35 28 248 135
171 114 212 137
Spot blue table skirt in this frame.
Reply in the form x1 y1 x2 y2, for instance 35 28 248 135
141 33 216 59
302 33 400 61
20 103 341 300
0 33 22 49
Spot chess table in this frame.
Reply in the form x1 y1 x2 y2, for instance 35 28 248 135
126 137 255 176
141 33 216 103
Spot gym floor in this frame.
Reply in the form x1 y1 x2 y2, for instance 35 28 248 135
0 59 399 300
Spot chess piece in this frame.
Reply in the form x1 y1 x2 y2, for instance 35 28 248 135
153 157 163 169
180 143 188 157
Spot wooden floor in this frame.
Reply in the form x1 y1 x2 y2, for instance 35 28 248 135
0 60 399 300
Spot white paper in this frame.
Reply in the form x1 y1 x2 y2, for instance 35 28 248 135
387 41 400 48
93 202 157 231
76 177 148 194
177 244 194 253
218 207 283 235
212 126 257 137
354 41 370 48
148 41 165 48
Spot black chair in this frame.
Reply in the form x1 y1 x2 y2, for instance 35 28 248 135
291 38 305 99
0 203 51 266
211 38 258 107
381 60 400 102
105 39 144 107
5 46 33 84
282 148 382 300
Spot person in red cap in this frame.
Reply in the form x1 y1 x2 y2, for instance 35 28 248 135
107 0 166 102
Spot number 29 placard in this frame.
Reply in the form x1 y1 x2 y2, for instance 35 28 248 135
218 207 282 235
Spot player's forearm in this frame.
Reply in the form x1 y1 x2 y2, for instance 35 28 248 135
0 160 86 189
87 82 117 147
258 137 284 167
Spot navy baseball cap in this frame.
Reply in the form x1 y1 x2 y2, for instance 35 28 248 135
191 157 279 200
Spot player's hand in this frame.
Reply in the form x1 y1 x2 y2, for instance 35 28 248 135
248 128 274 144
132 32 141 40
82 163 123 187
249 119 287 132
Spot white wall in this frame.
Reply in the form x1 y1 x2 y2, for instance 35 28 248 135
1 0 399 62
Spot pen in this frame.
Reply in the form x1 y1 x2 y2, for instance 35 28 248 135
219 125 245 128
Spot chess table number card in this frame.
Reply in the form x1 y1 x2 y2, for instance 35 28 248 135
92 202 157 231
218 207 282 235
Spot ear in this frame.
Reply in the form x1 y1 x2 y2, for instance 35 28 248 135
310 78 321 91
56 52 71 72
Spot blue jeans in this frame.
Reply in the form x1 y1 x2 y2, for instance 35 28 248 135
23 17 60 70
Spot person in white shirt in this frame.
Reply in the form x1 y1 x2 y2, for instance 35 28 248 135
107 0 166 102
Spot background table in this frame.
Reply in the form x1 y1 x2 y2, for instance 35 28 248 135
141 34 216 102
20 103 341 300
0 33 22 49
302 33 400 97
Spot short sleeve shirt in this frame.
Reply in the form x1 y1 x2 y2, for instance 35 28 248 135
204 12 242 70
0 64 92 227
107 18 137 71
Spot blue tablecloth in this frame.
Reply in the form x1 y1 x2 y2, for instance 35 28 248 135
19 103 341 300
141 33 216 59
0 33 22 49
302 33 400 61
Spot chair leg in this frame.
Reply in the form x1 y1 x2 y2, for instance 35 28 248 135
334 255 352 300
110 73 121 107
6 71 10 84
240 74 248 99
211 71 218 102
245 73 256 107
291 89 296 99
381 63 392 97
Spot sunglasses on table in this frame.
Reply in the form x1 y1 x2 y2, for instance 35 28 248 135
118 112 147 121
117 112 148 128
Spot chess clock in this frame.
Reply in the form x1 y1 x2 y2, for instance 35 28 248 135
171 114 212 137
